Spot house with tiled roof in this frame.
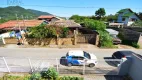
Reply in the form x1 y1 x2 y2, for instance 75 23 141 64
0 20 46 30
38 15 64 22
117 8 141 26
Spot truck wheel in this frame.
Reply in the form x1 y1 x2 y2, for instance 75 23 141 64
67 63 72 67
89 63 95 67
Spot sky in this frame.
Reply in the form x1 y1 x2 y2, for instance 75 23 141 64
0 0 142 17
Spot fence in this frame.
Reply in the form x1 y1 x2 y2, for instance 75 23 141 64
0 57 121 75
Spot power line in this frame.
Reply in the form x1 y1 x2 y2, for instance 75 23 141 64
1 4 142 9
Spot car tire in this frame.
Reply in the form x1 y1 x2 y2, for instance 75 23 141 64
89 63 95 67
67 63 72 67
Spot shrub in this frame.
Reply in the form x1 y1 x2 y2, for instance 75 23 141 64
60 76 84 80
132 42 140 49
27 24 70 38
41 68 59 80
31 72 41 80
98 30 114 48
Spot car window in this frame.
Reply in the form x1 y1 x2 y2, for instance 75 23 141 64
83 51 91 59
114 52 123 59
78 57 84 60
72 56 79 60
66 52 69 56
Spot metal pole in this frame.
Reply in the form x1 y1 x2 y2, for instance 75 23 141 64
28 58 33 72
83 60 85 75
3 57 10 73
56 58 59 73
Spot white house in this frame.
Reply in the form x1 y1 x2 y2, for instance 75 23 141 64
117 8 140 26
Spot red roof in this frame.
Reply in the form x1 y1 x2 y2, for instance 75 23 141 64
38 15 55 19
0 20 44 29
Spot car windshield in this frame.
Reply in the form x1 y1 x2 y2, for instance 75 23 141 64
83 51 91 59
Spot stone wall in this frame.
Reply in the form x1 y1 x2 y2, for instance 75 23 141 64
25 38 74 46
119 29 141 42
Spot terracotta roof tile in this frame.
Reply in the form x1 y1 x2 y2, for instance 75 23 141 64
0 20 44 29
38 15 54 19
49 20 81 28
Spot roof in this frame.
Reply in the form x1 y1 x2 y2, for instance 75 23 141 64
122 13 135 17
117 8 141 19
49 20 81 28
38 15 55 19
117 8 133 13
105 29 119 35
0 20 44 30
68 50 84 56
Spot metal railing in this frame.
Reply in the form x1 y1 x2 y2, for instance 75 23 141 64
0 57 122 75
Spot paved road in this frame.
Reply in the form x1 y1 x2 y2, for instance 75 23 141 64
0 48 142 59
0 48 141 76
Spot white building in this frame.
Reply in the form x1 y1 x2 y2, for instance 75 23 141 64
117 8 140 26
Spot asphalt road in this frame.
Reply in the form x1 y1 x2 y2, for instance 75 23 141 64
0 48 142 59
0 48 142 74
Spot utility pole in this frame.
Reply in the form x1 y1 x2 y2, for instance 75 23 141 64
15 14 21 33
16 13 23 44
21 15 26 29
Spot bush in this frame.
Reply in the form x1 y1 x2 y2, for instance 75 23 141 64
98 30 114 48
2 74 30 80
81 19 106 30
31 72 41 80
122 40 140 49
27 24 70 38
132 42 140 49
41 68 59 80
60 76 84 80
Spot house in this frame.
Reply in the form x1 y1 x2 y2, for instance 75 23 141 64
117 8 141 26
49 20 82 31
38 15 63 22
0 20 46 30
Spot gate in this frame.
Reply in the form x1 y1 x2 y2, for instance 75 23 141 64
77 34 96 44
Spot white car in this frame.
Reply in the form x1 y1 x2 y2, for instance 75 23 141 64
65 50 98 67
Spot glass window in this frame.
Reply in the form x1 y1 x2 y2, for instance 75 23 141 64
122 18 125 21
78 57 84 60
72 56 79 60
83 51 91 59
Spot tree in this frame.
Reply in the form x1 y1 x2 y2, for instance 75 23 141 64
27 24 70 38
138 12 142 20
69 15 90 23
81 19 106 30
81 19 114 48
95 8 106 19
106 14 118 22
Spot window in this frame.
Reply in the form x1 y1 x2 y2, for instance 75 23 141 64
131 18 136 21
83 51 91 59
122 18 125 21
78 57 84 60
72 56 79 60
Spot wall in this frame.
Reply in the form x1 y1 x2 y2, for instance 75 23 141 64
137 34 142 48
25 38 74 45
4 38 18 44
0 37 5 45
128 54 142 80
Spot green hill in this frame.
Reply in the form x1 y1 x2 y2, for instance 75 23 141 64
0 6 52 20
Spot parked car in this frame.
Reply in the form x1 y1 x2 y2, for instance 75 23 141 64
112 51 135 59
65 50 98 67
110 35 121 44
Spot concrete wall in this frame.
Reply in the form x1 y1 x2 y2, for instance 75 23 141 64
128 54 142 80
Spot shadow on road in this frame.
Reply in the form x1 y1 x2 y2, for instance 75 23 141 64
104 75 124 80
104 57 119 67
60 56 67 66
